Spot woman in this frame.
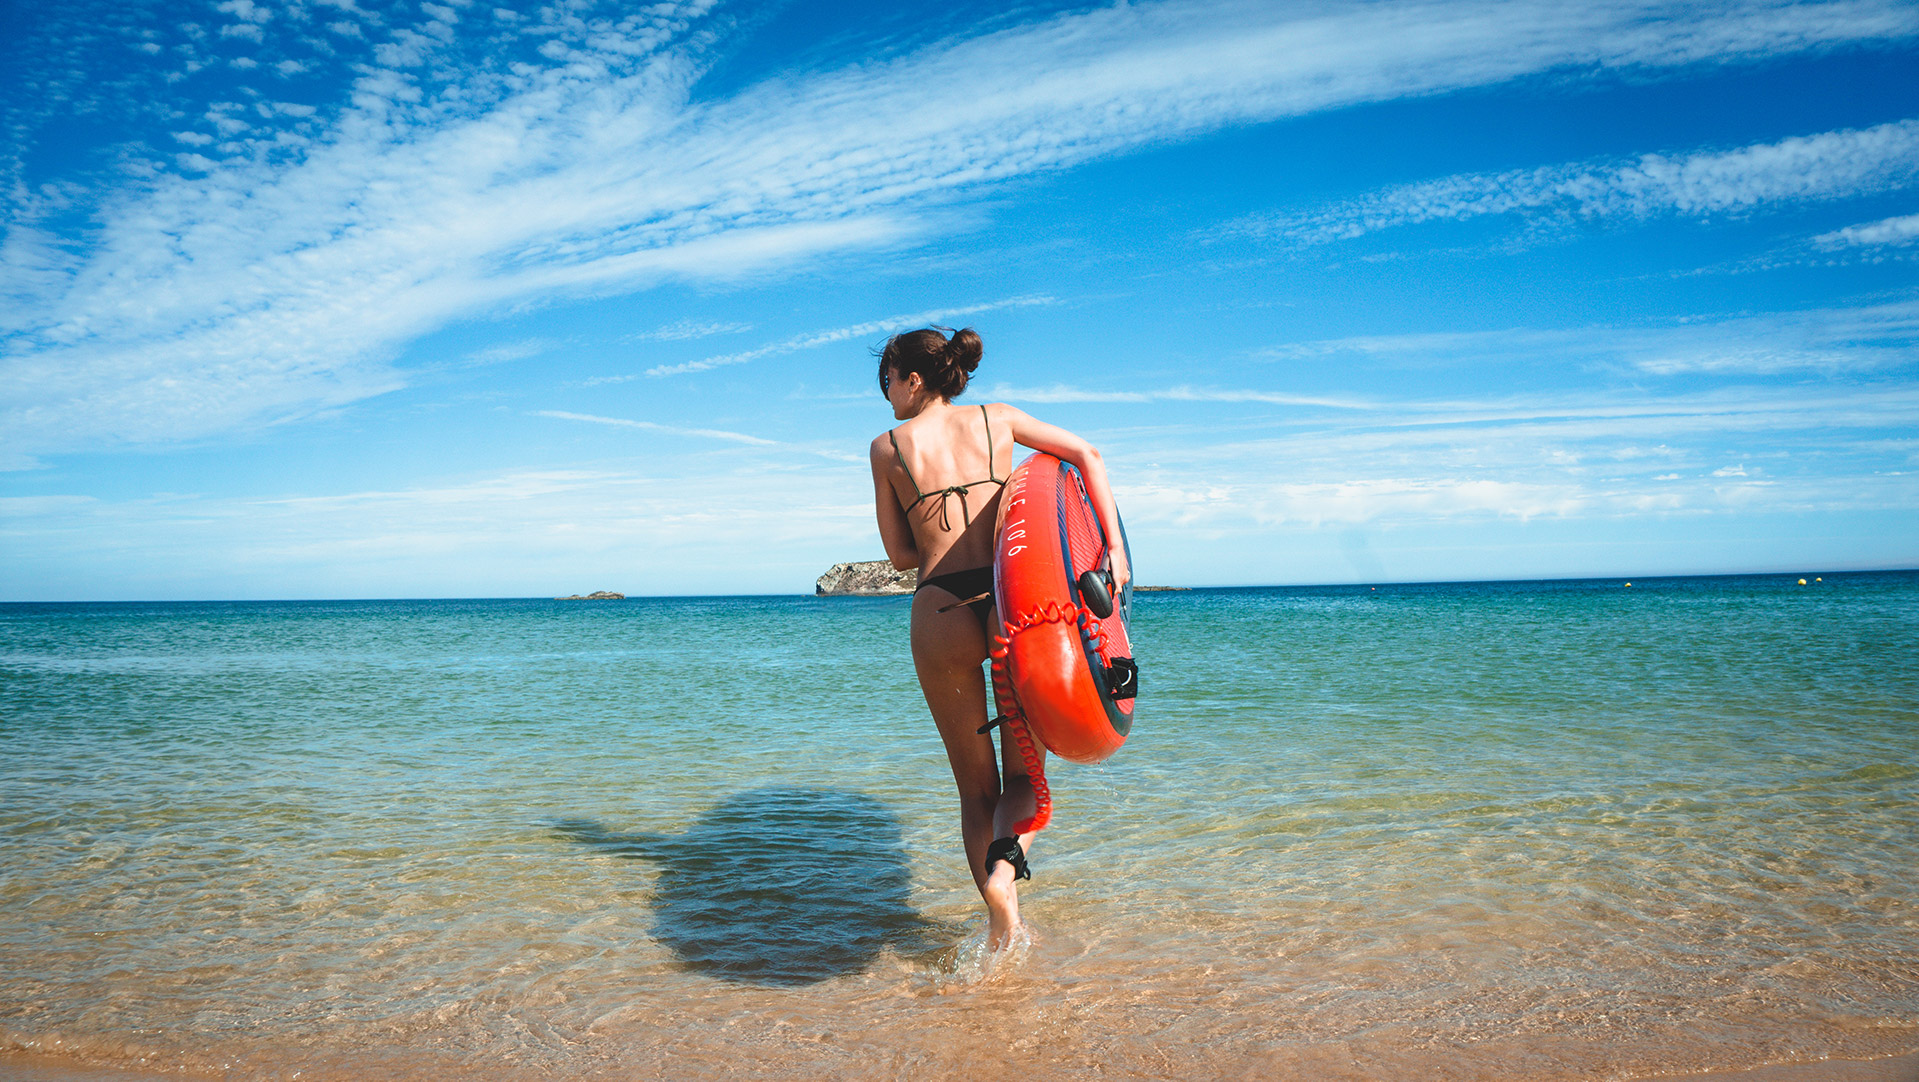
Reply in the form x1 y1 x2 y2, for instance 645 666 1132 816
869 326 1130 950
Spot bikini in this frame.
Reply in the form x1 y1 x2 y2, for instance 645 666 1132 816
890 404 1004 628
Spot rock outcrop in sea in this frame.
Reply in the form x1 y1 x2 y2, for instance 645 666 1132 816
816 561 916 596
557 591 626 600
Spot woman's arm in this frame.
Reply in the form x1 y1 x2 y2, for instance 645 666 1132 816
870 435 920 571
1002 407 1131 589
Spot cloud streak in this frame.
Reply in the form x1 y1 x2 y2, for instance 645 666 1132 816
1815 211 1919 249
1228 119 1919 245
8 373 1911 599
988 382 1376 410
7 0 1917 463
533 410 776 445
645 296 1056 377
1106 380 1919 531
0 462 881 599
1253 299 1919 377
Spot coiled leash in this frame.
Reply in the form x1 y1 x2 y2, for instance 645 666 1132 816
970 565 1133 879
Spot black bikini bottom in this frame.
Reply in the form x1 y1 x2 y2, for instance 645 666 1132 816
917 565 995 631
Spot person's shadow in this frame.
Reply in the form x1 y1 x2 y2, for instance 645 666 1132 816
553 787 946 985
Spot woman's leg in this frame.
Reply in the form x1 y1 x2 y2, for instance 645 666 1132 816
910 591 1022 947
983 624 1045 947
993 710 1047 853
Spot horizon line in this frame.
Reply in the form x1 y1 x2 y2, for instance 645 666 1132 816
4 565 1913 605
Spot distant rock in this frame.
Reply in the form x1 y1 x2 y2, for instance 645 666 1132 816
557 590 626 600
816 561 916 596
1133 586 1189 592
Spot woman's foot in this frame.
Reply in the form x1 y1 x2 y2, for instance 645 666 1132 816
981 861 1022 950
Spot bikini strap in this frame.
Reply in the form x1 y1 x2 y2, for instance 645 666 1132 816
980 404 999 483
887 429 927 503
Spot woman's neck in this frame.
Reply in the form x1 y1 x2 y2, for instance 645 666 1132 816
901 394 952 420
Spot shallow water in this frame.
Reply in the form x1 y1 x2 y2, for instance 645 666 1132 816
2 574 1916 1080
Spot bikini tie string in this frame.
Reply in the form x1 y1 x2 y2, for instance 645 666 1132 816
929 485 974 531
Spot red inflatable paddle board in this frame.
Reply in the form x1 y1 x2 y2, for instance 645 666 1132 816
989 453 1138 833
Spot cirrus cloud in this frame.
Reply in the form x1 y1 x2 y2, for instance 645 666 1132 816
5 0 1918 469
1224 118 1919 246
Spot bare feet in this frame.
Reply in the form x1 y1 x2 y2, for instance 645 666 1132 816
981 862 1022 951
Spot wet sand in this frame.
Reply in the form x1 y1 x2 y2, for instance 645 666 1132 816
3 1047 1916 1082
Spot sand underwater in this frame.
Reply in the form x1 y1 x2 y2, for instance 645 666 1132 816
3 573 1916 1080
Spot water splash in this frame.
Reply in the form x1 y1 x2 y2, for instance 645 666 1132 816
929 921 1036 991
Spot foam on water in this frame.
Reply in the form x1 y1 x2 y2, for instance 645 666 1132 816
2 574 1917 1080
929 922 1036 992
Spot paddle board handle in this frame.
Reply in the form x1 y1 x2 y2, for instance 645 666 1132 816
1077 569 1115 619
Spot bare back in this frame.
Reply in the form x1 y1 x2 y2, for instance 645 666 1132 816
880 402 1013 579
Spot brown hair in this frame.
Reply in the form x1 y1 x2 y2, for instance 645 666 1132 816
877 326 982 401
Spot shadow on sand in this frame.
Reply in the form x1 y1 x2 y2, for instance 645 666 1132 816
554 787 946 985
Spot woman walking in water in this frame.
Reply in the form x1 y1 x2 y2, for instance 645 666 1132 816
870 326 1129 950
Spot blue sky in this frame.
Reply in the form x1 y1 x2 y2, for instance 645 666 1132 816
3 0 1917 599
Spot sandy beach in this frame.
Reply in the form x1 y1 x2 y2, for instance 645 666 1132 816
4 1046 1917 1082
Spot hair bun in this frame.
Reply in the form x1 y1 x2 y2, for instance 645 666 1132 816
879 325 982 401
944 327 983 373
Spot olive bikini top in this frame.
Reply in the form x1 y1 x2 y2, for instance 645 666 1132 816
888 404 1005 530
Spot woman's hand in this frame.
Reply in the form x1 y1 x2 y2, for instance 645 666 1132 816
1110 547 1131 592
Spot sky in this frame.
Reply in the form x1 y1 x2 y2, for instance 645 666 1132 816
2 0 1917 599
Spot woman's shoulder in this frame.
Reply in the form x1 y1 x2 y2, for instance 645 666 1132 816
979 401 1033 431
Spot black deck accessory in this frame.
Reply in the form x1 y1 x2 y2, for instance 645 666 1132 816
984 835 1031 880
1077 569 1115 619
977 714 1008 734
1105 656 1138 700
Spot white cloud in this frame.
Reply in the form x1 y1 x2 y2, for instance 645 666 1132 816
645 296 1056 377
1025 379 1919 445
462 338 556 365
1099 380 1919 530
0 461 881 598
8 0 1918 464
533 409 776 445
1814 211 1919 249
989 382 1376 410
1252 300 1919 377
631 319 752 342
1248 478 1590 526
215 0 271 24
978 300 1919 528
1231 119 1919 245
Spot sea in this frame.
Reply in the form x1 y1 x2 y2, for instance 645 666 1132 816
3 573 1916 1082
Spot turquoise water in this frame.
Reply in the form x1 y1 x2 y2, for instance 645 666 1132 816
2 574 1917 1081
